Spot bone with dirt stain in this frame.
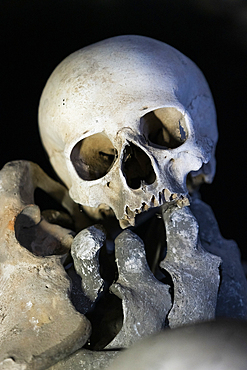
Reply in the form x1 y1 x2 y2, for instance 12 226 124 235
0 161 91 370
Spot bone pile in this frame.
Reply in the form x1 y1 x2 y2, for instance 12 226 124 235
0 36 247 370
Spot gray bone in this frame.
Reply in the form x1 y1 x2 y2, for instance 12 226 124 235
106 229 172 349
71 225 106 305
160 201 221 328
107 319 247 370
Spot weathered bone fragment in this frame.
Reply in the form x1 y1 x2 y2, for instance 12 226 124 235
71 225 106 306
0 358 27 370
160 200 221 328
0 161 91 370
190 197 247 319
106 229 172 349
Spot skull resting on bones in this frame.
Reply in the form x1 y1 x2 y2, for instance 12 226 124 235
1 35 245 369
38 35 217 228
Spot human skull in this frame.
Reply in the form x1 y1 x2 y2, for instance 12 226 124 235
38 35 217 228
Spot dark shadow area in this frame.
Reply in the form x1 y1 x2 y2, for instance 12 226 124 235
15 209 73 256
132 212 166 274
67 236 123 351
35 187 75 230
122 142 156 189
85 292 123 351
34 188 69 215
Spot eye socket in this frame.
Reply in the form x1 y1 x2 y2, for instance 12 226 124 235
140 107 188 149
71 133 118 181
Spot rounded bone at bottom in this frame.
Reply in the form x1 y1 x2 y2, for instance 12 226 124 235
107 319 247 370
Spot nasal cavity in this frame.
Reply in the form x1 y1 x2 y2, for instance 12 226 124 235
122 142 156 189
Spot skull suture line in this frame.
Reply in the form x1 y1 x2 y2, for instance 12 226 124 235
38 35 217 229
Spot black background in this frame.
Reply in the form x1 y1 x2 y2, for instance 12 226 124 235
1 1 247 259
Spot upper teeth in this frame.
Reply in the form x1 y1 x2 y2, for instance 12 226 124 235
119 189 184 229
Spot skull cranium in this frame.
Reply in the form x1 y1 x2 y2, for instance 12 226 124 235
38 35 217 227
